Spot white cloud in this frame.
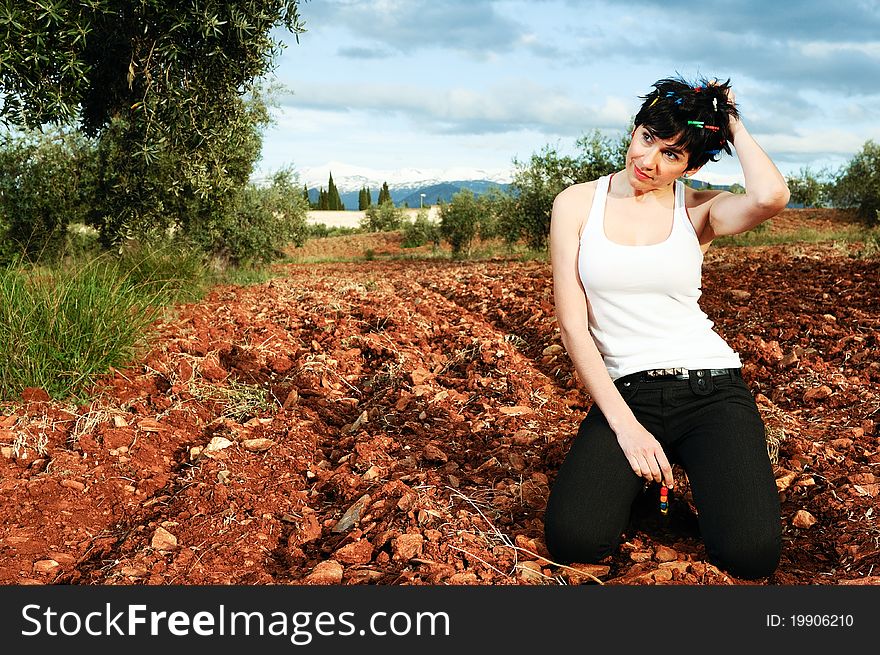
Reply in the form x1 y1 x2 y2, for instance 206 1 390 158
282 81 630 135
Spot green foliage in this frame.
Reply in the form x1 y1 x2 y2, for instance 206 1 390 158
0 129 95 264
440 189 483 256
1 2 305 247
361 201 404 232
0 257 165 400
831 140 880 225
377 181 392 205
305 223 363 239
115 242 210 305
728 183 746 195
327 172 344 210
358 186 372 210
502 130 628 250
401 209 441 248
187 168 309 268
786 166 832 208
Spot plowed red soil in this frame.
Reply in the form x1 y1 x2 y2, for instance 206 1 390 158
1 210 878 586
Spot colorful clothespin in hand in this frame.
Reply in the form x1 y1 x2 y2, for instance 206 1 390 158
660 484 670 515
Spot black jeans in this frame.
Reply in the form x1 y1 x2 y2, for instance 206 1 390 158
544 369 781 580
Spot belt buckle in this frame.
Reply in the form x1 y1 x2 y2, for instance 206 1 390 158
646 367 687 379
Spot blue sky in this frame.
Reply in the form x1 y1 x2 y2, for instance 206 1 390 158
256 0 880 185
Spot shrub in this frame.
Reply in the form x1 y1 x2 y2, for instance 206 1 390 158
831 140 880 225
440 190 482 256
500 130 627 250
361 201 404 232
401 209 441 248
186 167 308 268
0 129 95 264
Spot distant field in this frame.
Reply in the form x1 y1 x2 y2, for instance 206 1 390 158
307 207 441 228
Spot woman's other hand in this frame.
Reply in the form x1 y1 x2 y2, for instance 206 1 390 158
615 420 675 488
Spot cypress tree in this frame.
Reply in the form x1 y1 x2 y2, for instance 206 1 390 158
327 172 344 210
378 181 391 205
366 187 372 207
302 184 311 207
319 187 329 210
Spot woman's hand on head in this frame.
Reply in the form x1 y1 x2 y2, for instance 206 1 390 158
711 80 743 140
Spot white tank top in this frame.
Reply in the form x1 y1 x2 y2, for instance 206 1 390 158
577 173 741 380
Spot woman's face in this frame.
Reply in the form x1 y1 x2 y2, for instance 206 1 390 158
626 125 696 190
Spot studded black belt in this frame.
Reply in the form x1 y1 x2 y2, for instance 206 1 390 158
630 367 739 382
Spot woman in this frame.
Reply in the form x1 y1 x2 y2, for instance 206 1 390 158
543 76 789 580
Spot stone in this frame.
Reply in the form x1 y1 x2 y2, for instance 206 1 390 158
542 344 564 356
138 418 163 432
792 510 817 529
393 533 424 561
803 386 833 403
332 494 371 533
33 559 60 575
334 540 373 565
511 430 539 446
203 437 233 458
283 388 299 409
837 576 880 585
499 405 533 416
563 563 611 583
775 469 798 492
423 444 448 463
655 545 678 562
60 479 85 492
304 560 344 585
516 561 545 583
151 526 179 551
21 388 50 402
200 356 228 382
410 367 433 386
241 438 275 452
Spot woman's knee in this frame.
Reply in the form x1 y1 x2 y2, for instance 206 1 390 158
543 516 619 564
709 535 781 580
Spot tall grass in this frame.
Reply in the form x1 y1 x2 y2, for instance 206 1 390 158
0 247 208 401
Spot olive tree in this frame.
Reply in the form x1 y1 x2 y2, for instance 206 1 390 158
0 1 305 247
831 140 880 225
501 130 628 250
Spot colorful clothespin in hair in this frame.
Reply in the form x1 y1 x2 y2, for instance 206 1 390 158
687 120 704 127
713 97 718 112
694 86 702 92
706 149 722 156
660 484 669 515
650 96 659 107
704 125 720 132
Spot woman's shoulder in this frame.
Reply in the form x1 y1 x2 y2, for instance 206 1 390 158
553 178 601 215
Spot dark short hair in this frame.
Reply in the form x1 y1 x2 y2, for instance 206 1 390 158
633 76 739 170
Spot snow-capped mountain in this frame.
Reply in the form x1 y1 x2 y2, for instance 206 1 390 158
299 161 513 193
